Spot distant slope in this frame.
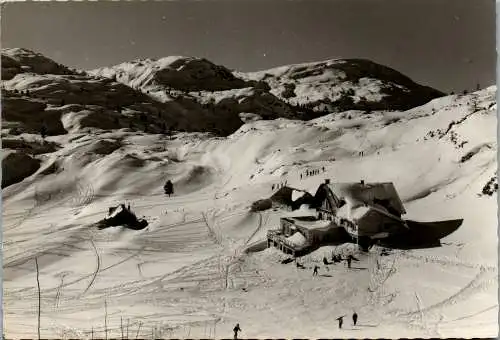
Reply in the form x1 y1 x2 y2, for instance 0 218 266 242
240 58 445 115
2 47 76 80
90 56 251 92
1 49 246 137
93 54 445 123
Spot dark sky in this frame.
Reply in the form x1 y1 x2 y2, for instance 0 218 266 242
1 0 496 93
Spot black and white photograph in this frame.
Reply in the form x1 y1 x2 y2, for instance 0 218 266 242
1 0 497 338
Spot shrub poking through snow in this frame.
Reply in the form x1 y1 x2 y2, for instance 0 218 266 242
481 176 498 196
251 199 273 212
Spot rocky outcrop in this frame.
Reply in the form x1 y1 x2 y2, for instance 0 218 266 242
2 151 41 188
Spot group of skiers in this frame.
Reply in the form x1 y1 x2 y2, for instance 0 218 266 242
300 167 326 180
336 312 358 329
304 253 359 277
232 311 359 338
272 181 288 191
270 166 328 190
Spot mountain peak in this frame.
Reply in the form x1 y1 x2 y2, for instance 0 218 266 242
2 47 75 80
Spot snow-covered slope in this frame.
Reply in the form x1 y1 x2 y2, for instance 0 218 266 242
2 48 76 80
3 78 497 338
1 49 251 142
94 56 444 121
239 58 445 114
90 56 250 92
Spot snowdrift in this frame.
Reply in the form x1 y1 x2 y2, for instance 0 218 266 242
270 186 315 210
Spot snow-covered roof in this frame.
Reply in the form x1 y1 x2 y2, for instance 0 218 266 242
106 204 125 219
325 182 406 214
286 232 308 247
284 216 331 230
291 189 306 202
336 204 371 221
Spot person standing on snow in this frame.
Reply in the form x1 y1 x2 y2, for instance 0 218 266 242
313 265 319 276
233 323 242 339
352 312 358 326
336 315 344 329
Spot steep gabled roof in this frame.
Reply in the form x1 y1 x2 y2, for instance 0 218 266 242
324 182 406 215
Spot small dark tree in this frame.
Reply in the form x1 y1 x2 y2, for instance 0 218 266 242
40 123 47 139
164 180 174 197
463 89 468 95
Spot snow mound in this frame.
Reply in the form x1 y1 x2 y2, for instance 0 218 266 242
286 232 308 247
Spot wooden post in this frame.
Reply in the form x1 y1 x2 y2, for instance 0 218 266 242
104 300 108 340
35 258 41 340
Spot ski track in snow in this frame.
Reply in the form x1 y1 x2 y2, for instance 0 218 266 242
399 266 497 318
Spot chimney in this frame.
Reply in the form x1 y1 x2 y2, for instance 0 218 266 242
325 179 330 185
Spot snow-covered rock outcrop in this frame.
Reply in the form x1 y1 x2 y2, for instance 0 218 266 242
240 58 445 115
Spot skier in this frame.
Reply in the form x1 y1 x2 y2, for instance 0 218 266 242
272 184 275 190
313 265 319 276
336 315 344 329
233 323 241 339
352 312 358 326
300 174 303 180
164 180 174 197
322 166 325 172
